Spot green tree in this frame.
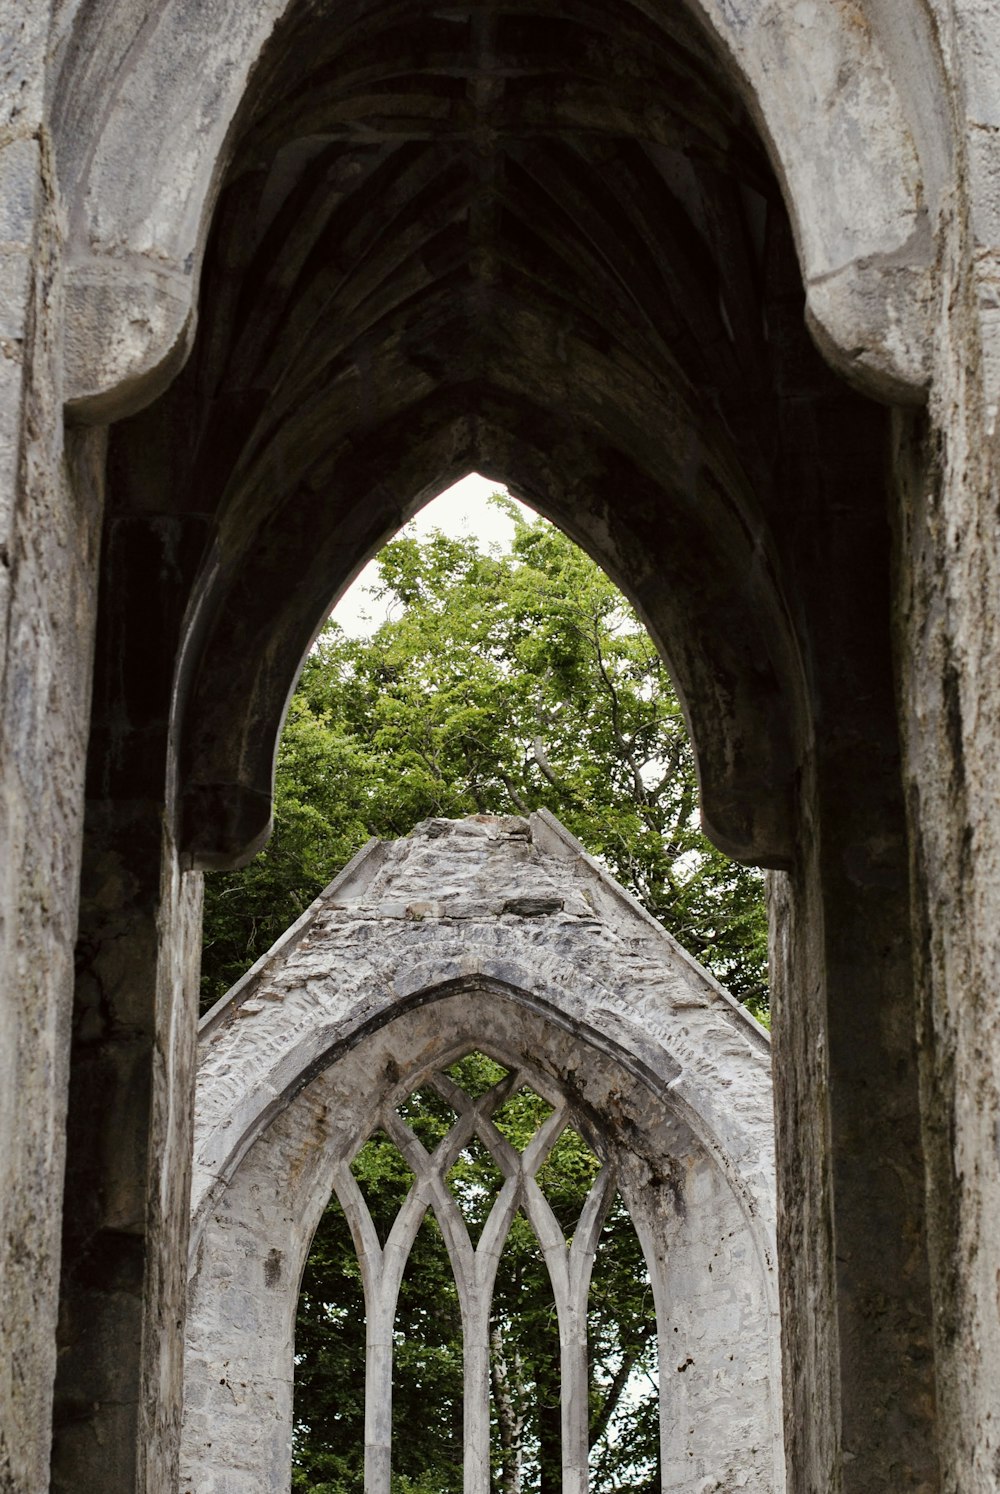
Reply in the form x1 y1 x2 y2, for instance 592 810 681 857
202 498 767 1019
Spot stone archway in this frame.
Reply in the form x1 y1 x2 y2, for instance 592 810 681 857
182 814 779 1493
42 3 943 1490
9 1 1000 1491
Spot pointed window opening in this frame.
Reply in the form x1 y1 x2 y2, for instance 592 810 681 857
199 474 769 1029
587 1197 659 1494
446 1137 507 1248
393 1210 464 1494
492 1088 555 1152
398 1085 460 1153
349 1132 416 1249
292 1055 655 1494
490 1211 560 1494
444 1051 510 1101
535 1127 603 1242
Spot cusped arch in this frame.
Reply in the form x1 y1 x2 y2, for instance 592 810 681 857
171 384 804 873
184 813 780 1491
85 0 910 879
55 0 943 420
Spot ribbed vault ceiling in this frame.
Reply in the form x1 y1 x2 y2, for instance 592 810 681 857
198 0 778 516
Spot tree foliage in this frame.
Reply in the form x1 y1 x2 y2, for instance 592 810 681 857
201 497 768 1019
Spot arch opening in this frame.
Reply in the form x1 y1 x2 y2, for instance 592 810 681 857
198 482 771 1023
185 940 779 1494
85 0 904 882
290 1049 661 1494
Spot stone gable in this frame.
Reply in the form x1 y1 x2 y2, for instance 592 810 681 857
184 813 779 1493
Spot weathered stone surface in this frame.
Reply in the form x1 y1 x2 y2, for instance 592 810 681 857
1 3 1000 1491
51 0 939 421
50 487 208 1493
0 7 107 1478
184 813 780 1494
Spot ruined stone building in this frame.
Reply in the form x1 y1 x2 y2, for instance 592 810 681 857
183 813 779 1494
2 1 1000 1491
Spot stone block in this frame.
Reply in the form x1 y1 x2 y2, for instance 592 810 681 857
0 135 40 246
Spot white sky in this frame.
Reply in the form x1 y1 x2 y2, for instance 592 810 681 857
331 472 534 637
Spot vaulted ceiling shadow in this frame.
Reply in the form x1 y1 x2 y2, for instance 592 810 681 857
105 0 891 877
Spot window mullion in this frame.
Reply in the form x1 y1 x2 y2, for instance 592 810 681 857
331 1162 395 1494
564 1167 616 1494
364 1272 396 1494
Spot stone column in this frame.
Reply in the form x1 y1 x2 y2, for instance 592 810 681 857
49 484 207 1493
771 753 938 1493
894 376 1000 1488
767 424 940 1490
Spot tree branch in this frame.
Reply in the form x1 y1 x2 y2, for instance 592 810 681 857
500 772 531 815
589 625 652 809
531 734 571 794
491 1324 524 1494
589 1324 657 1450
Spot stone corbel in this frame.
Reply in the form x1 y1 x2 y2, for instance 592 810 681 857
805 255 936 406
63 253 196 424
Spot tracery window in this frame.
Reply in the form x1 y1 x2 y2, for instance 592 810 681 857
296 1051 658 1494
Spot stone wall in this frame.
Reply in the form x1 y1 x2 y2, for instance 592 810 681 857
1 3 1000 1490
0 5 107 1486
